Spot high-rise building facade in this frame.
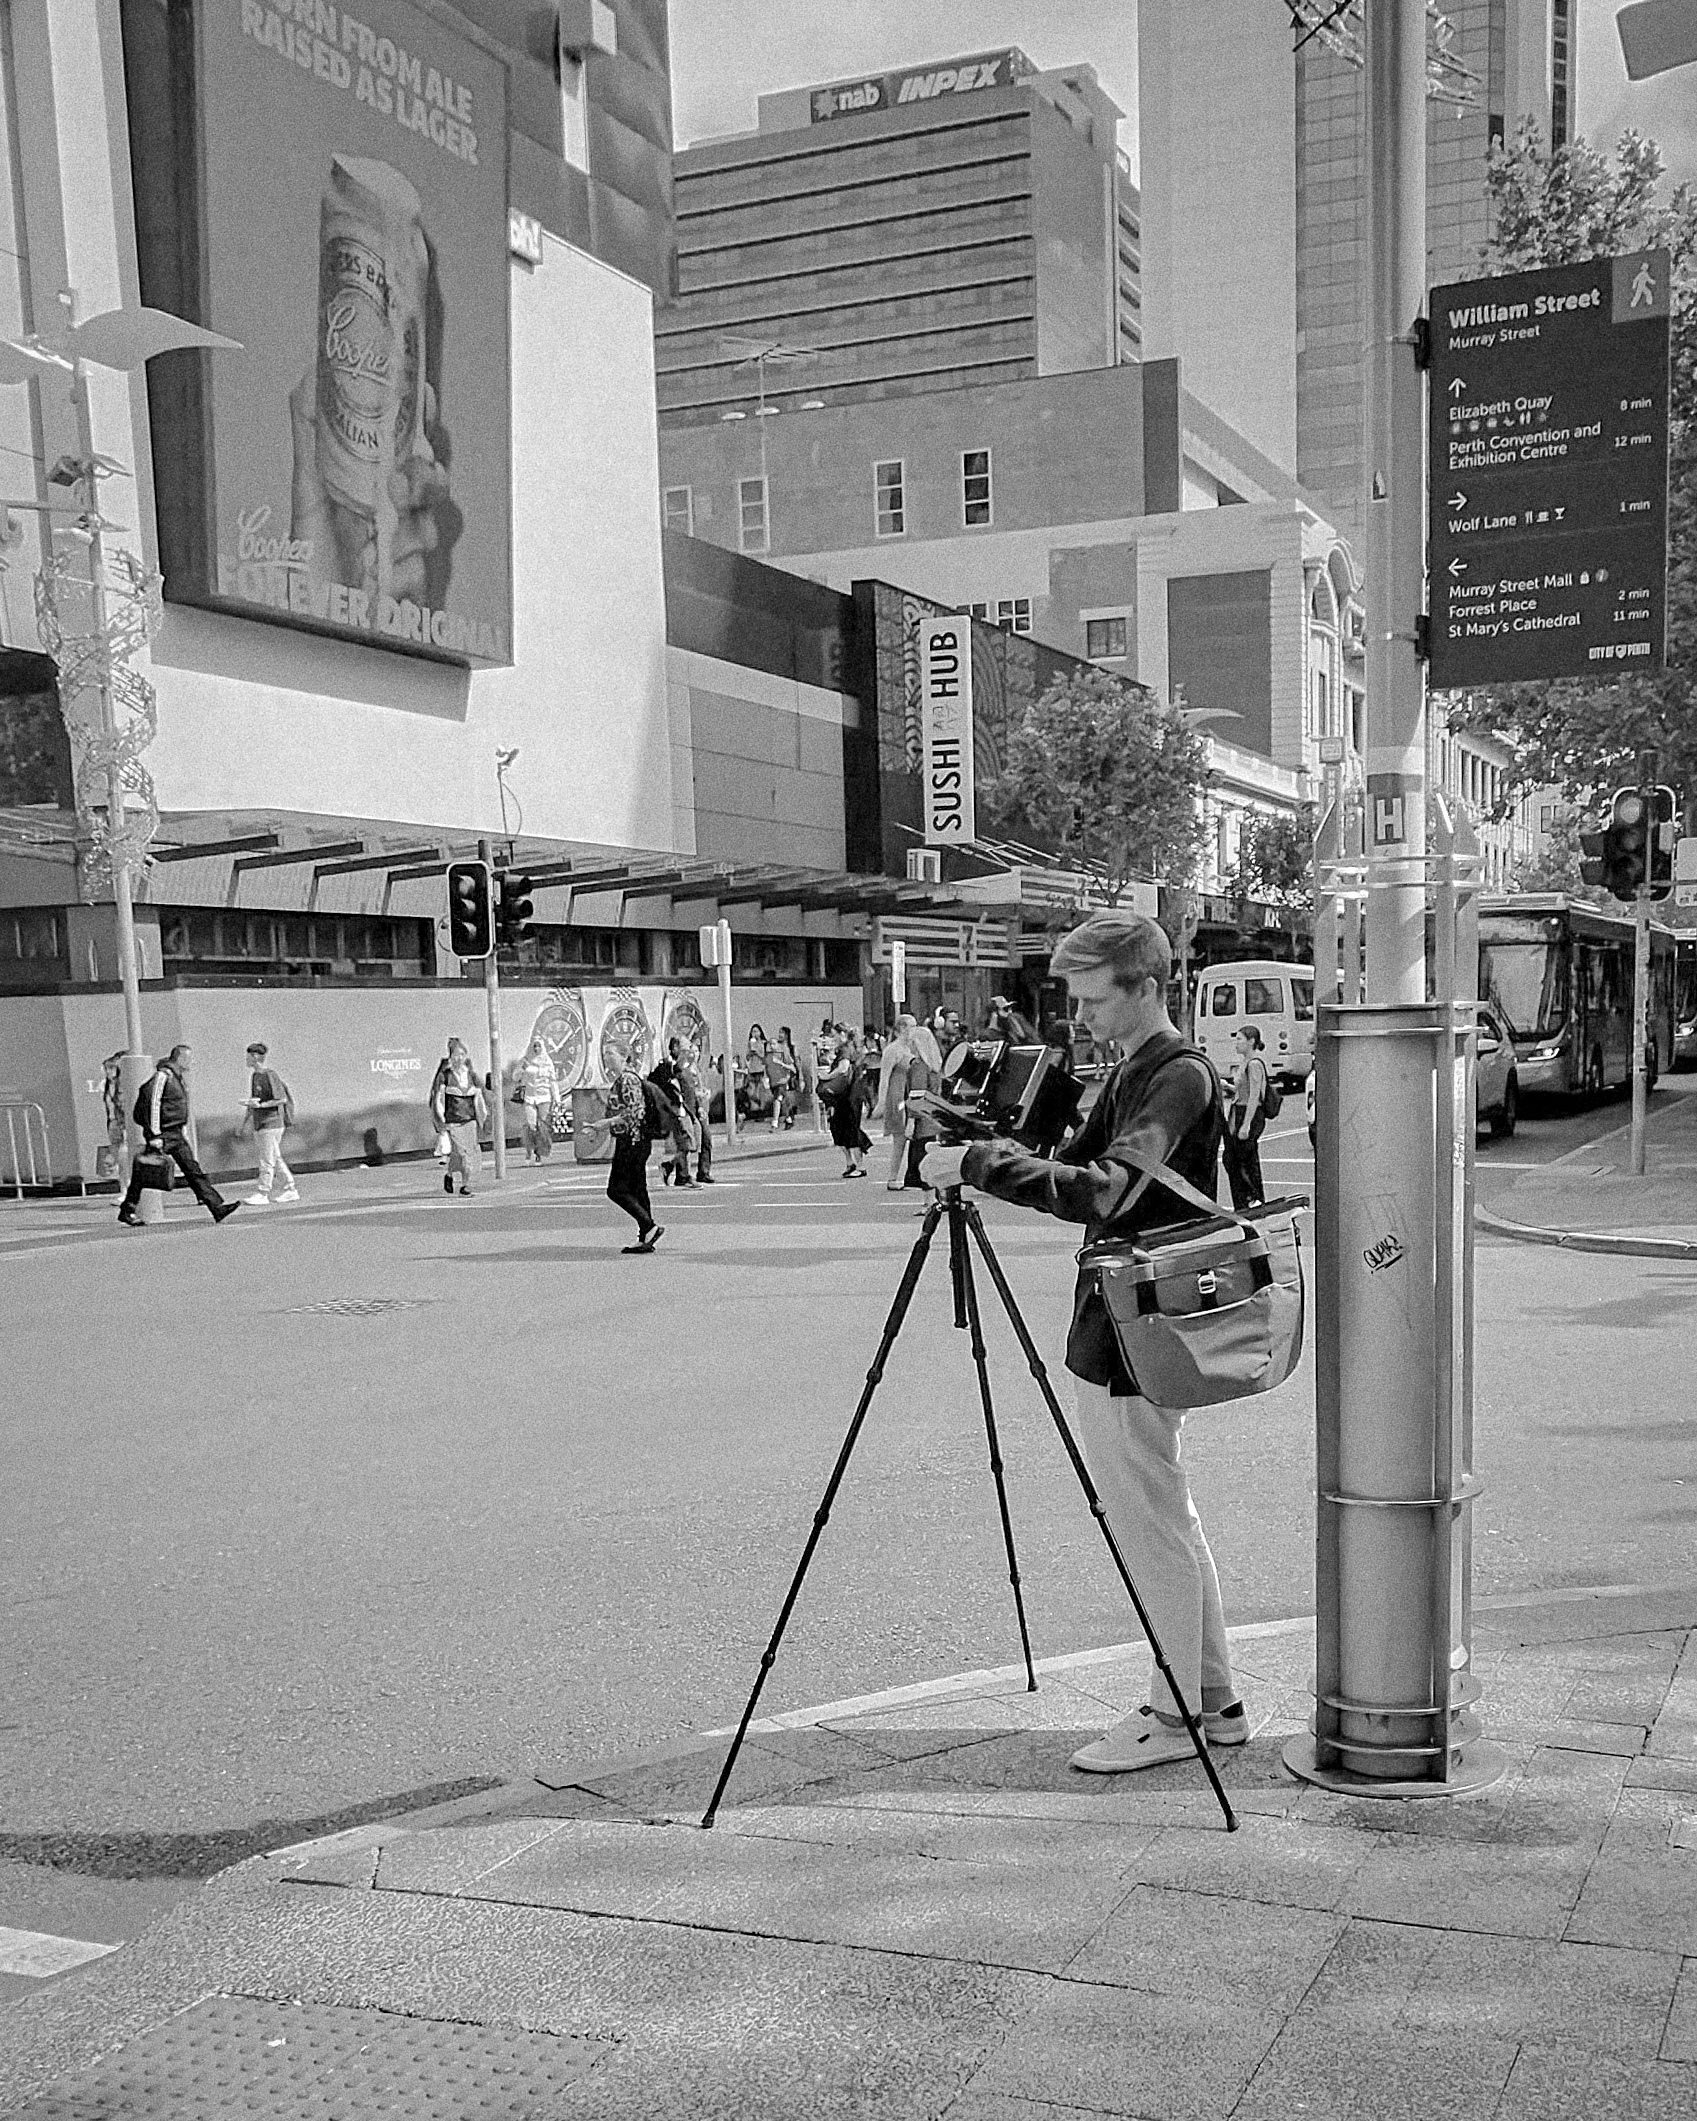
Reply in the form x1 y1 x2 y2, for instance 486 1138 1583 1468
1141 0 1566 542
656 51 1139 427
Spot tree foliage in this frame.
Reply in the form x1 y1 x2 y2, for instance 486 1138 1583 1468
1443 123 1697 817
978 665 1211 906
1229 807 1316 909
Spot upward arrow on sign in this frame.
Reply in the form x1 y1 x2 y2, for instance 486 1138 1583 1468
1448 378 1467 398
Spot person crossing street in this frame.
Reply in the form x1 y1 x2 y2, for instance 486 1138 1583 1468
242 1041 301 1206
117 1045 240 1228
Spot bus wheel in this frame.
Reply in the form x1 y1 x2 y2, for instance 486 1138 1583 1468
1490 1078 1518 1139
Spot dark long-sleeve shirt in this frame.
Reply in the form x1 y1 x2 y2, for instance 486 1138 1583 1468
960 1027 1223 1392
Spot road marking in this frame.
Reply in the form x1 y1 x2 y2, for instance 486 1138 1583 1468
0 1927 119 1978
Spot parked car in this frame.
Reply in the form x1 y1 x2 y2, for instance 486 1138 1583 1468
1476 998 1519 1137
1304 1001 1518 1149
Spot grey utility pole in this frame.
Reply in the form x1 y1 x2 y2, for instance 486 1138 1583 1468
1287 0 1504 1800
479 837 508 1182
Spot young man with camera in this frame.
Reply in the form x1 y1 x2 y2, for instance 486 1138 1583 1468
921 910 1247 1773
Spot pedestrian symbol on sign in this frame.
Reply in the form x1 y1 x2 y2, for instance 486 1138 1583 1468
1630 261 1656 309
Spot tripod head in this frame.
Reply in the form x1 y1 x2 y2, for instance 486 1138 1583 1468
908 1038 1082 1158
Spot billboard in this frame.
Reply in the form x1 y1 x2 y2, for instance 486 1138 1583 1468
809 49 1028 123
131 0 513 666
919 614 976 846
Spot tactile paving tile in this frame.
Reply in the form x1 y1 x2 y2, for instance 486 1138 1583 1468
17 1994 611 2118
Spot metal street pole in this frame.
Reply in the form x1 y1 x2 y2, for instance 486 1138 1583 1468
716 918 737 1150
1631 885 1650 1175
68 357 146 1103
479 837 507 1181
1362 0 1428 998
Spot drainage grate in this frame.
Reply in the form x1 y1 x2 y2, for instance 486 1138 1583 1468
17 1994 612 2118
283 1297 432 1317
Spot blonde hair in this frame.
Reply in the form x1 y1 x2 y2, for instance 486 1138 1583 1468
1050 910 1170 994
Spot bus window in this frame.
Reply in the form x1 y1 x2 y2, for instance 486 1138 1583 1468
1292 978 1315 1021
1210 983 1238 1016
1244 978 1282 1015
1480 937 1566 1037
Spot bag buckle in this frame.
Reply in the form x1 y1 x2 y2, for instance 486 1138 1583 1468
1196 1270 1218 1302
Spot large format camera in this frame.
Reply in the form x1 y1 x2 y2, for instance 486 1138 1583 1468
908 1040 1083 1157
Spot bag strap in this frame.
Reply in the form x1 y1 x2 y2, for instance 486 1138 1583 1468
1101 1048 1227 1224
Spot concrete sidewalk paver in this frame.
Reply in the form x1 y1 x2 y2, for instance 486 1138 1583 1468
1480 1088 1697 1256
5 1607 1696 2120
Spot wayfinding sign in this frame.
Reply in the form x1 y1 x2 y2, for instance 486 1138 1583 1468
1427 250 1671 688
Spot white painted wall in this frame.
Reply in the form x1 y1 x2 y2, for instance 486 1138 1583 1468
9 4 681 856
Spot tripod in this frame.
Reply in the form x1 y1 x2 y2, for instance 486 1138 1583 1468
701 1188 1239 1833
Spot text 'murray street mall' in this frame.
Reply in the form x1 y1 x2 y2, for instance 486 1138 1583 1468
1427 250 1672 689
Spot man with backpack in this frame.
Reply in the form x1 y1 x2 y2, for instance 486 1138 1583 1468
604 1040 664 1253
921 910 1247 1775
117 1044 240 1228
242 1041 302 1206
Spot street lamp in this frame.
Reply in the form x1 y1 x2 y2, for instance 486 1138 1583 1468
0 296 239 1133
719 334 821 549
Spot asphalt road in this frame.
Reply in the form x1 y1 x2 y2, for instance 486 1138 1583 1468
4 1079 1694 1977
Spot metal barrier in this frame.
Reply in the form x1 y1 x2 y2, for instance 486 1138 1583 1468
0 1100 52 1195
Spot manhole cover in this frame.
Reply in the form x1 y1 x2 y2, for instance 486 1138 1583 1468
284 1297 431 1317
17 1994 611 2118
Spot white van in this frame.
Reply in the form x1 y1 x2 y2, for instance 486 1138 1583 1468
1192 960 1316 1087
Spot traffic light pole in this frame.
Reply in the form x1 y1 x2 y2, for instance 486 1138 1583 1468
1631 886 1651 1177
478 837 507 1182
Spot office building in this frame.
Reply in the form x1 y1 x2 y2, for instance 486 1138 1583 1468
656 49 1140 427
1140 0 1568 540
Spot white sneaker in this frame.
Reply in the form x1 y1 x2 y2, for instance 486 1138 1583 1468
243 1193 273 1207
1070 1706 1207 1775
274 1188 301 1203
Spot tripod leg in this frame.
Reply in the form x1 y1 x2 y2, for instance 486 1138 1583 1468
962 1202 1239 1833
700 1198 947 1828
949 1198 1038 1692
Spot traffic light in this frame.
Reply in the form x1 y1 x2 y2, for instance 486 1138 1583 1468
446 860 493 957
1647 786 1678 901
495 871 536 950
1579 788 1650 901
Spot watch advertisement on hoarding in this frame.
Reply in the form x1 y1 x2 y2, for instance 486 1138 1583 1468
175 0 513 664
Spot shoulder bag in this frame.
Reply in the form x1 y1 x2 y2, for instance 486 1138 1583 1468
1077 1149 1306 1411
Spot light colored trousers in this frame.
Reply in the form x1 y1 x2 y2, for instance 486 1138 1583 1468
1071 1378 1235 1719
255 1127 294 1195
446 1121 481 1187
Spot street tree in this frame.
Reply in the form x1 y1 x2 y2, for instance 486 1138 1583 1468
1229 807 1316 911
978 664 1211 911
1442 122 1697 815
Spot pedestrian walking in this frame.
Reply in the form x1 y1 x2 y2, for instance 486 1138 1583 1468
765 1028 798 1131
117 1044 240 1227
428 1037 487 1196
677 1040 714 1182
739 1025 773 1124
241 1041 301 1205
1222 1025 1269 1210
605 1041 663 1252
96 1049 126 1181
880 1015 919 1189
517 1036 557 1164
649 1038 699 1189
818 1032 871 1176
921 910 1246 1774
902 1019 945 1189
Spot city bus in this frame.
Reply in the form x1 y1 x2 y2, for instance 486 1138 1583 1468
1477 896 1676 1100
1676 937 1697 1069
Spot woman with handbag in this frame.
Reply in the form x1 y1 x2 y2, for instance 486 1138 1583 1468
818 1033 870 1177
1222 1026 1269 1210
428 1038 487 1197
765 1028 799 1131
518 1036 557 1164
921 911 1251 1776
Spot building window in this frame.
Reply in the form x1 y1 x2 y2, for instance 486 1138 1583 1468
995 598 1030 635
1312 666 1329 737
738 476 768 555
662 485 693 536
962 449 992 527
1086 616 1128 660
1539 804 1556 834
874 459 904 538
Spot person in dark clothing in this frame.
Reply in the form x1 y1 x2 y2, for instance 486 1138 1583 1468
118 1044 239 1227
604 1042 663 1252
922 910 1244 1776
1222 1025 1269 1210
649 1039 698 1190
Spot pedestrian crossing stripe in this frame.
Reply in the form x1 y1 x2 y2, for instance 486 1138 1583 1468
0 1927 119 1978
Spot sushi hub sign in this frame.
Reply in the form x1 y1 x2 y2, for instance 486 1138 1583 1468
919 616 976 847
